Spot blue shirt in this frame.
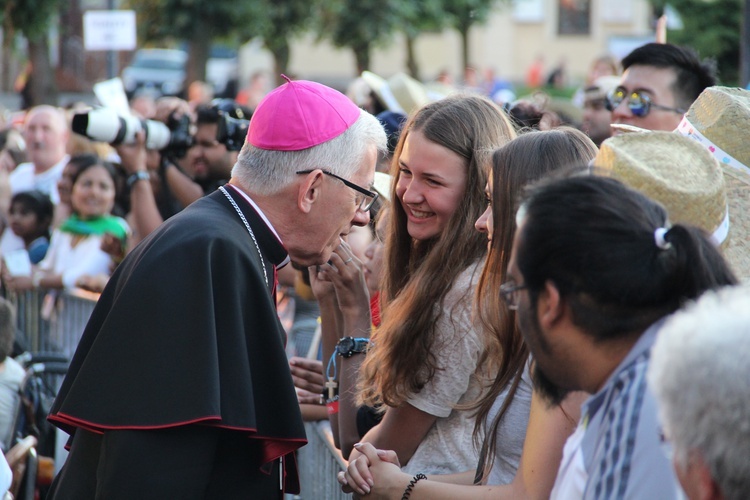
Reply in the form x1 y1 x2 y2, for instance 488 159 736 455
573 319 679 499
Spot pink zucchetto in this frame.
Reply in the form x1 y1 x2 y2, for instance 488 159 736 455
246 75 361 151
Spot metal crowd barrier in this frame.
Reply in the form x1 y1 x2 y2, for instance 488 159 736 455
294 421 349 500
8 288 99 360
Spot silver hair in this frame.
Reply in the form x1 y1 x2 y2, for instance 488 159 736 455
231 109 386 195
648 285 750 500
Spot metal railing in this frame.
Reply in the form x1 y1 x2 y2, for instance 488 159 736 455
294 421 349 500
8 288 99 360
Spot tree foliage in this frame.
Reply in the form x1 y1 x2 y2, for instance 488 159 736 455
243 0 314 85
399 0 447 78
442 0 500 73
650 0 741 85
0 0 64 105
123 0 255 84
317 0 403 74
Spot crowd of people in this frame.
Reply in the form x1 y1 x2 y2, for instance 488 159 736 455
0 40 747 499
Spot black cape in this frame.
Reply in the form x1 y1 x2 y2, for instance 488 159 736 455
49 186 306 493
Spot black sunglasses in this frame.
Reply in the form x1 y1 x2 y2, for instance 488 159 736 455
296 169 379 211
605 87 685 117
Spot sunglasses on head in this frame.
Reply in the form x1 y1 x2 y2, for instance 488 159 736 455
605 87 686 117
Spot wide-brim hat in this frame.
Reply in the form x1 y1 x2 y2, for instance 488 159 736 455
676 86 750 281
361 71 404 114
387 73 430 116
594 130 749 281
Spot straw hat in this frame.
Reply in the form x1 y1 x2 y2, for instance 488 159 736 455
595 131 727 235
361 71 404 114
387 73 429 116
676 86 750 281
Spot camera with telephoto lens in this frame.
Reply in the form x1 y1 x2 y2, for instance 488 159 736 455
215 113 250 152
71 108 194 158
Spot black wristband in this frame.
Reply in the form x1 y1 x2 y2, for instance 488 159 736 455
401 473 426 500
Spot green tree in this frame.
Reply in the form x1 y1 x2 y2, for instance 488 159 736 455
442 0 500 74
318 0 403 75
399 0 446 79
124 0 255 88
0 0 63 106
651 0 741 85
244 0 313 86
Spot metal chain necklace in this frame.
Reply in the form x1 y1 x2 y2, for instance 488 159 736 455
219 186 268 287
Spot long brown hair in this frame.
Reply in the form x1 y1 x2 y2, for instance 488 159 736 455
358 95 516 409
472 127 598 479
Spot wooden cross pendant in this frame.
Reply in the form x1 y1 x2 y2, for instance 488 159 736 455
326 377 338 400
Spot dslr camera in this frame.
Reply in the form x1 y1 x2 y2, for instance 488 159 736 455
72 109 194 158
216 113 250 152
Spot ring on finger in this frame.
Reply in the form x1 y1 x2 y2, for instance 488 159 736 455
343 257 353 264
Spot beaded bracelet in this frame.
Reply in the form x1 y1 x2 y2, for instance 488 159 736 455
401 472 427 500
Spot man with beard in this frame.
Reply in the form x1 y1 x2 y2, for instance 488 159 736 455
504 175 736 499
191 99 250 194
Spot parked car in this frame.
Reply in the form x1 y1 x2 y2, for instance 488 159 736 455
122 47 239 99
121 48 188 98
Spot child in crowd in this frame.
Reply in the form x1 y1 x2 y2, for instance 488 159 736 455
7 190 53 264
4 157 128 292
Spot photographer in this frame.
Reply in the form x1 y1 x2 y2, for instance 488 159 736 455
191 99 250 195
113 97 202 248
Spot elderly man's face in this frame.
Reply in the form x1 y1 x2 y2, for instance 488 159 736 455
611 65 684 132
291 145 378 266
23 108 69 171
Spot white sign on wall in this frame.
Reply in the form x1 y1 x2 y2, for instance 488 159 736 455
513 0 545 22
83 10 137 51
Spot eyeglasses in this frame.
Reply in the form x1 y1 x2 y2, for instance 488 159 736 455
499 281 528 311
296 169 379 212
605 87 686 117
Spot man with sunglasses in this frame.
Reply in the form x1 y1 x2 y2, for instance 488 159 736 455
610 43 716 132
47 78 387 499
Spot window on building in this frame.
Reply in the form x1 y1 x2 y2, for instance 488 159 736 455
558 0 591 35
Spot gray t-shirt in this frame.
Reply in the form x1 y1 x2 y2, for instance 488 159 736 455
402 262 488 475
486 363 533 485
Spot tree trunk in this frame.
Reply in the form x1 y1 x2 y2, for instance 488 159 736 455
742 0 750 87
460 24 470 76
354 44 371 75
28 34 57 106
405 33 420 80
268 38 290 86
187 37 210 90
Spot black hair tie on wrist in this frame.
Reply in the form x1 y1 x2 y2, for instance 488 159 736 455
401 473 427 500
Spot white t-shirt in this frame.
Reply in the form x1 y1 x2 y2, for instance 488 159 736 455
9 155 69 205
39 229 122 290
402 261 487 475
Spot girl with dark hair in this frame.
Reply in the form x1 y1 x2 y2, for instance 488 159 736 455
8 190 54 264
4 157 128 292
344 95 516 475
342 128 601 498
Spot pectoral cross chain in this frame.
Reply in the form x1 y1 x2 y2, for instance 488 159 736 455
326 377 338 400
